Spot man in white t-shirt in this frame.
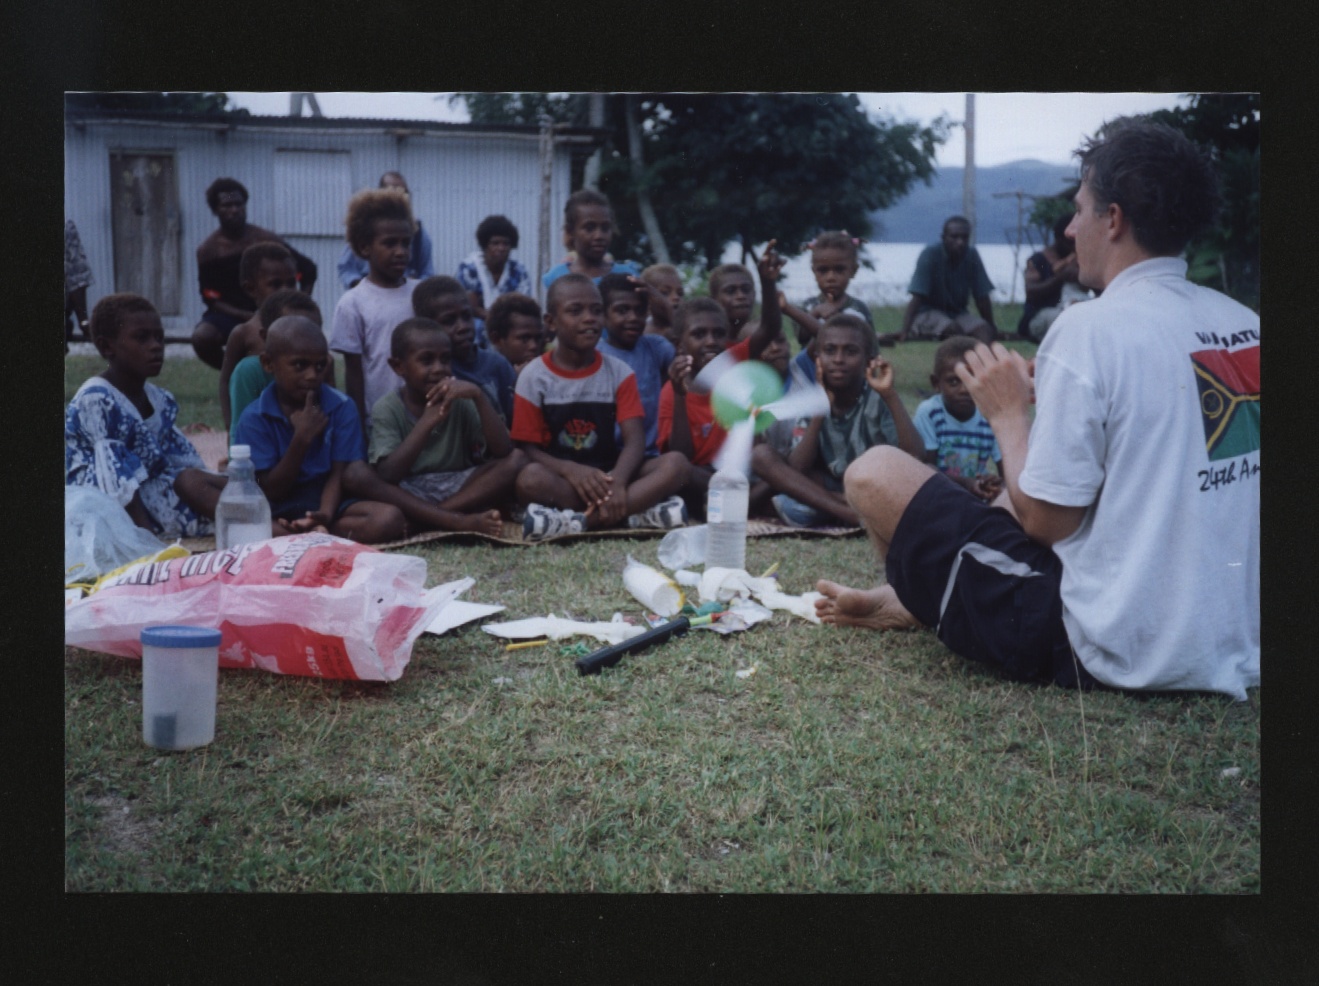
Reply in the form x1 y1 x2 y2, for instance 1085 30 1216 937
815 120 1259 699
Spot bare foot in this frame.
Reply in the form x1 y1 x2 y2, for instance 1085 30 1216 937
815 580 922 630
458 509 505 537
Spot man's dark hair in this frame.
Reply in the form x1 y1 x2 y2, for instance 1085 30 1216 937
1077 119 1220 257
205 177 248 212
411 275 466 318
239 241 293 285
597 272 644 312
943 215 971 233
486 293 542 341
476 214 519 249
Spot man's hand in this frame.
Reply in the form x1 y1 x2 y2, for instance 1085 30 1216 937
956 343 1033 425
290 392 329 445
865 356 895 396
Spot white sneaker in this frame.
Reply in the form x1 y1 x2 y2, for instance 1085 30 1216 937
627 495 689 530
522 502 587 541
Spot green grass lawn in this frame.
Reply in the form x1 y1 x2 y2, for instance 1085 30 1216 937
63 305 1260 892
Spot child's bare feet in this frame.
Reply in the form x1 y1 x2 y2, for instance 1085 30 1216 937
459 509 505 537
815 580 922 630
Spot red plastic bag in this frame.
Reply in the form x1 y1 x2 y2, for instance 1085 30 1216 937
64 533 463 681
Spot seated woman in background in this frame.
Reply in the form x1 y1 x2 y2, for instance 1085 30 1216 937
457 214 533 349
1017 213 1090 342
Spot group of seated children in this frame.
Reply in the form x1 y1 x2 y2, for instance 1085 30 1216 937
66 186 1002 547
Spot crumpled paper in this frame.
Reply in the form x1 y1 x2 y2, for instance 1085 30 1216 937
697 567 823 624
481 613 645 645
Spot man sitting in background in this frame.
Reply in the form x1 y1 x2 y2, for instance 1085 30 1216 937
897 216 998 344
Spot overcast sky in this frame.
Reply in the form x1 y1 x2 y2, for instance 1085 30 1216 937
226 91 1189 169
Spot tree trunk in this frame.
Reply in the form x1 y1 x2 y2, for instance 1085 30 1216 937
625 95 672 266
583 93 606 189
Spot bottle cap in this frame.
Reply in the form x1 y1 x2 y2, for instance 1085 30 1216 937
141 625 222 649
228 444 251 459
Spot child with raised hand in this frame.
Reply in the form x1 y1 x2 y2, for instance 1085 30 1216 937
540 189 639 290
912 336 1003 501
596 273 675 458
366 318 524 537
510 274 690 540
412 276 517 426
217 242 301 430
231 316 406 543
66 294 214 537
751 313 924 527
484 293 545 376
640 263 684 342
780 231 880 384
329 188 421 440
659 242 785 514
227 290 326 439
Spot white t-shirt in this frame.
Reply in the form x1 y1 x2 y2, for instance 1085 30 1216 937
1020 257 1260 698
328 278 418 430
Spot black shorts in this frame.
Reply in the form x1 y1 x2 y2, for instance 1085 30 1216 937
886 473 1102 689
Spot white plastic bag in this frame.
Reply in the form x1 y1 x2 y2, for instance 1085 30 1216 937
65 486 169 585
64 533 459 681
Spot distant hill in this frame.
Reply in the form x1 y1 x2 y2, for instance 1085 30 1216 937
871 160 1077 245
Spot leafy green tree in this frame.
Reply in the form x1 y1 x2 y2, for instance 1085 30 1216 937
64 92 247 116
1145 94 1259 309
454 92 947 269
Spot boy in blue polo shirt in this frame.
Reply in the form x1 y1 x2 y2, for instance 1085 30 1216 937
233 316 406 543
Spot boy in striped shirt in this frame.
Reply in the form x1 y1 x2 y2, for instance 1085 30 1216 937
912 336 1003 501
510 274 690 540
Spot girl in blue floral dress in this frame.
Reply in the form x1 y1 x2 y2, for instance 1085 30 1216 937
65 294 215 537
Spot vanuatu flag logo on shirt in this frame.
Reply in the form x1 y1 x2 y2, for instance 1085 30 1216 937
1190 345 1260 461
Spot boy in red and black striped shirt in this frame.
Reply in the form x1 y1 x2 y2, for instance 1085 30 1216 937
510 274 690 540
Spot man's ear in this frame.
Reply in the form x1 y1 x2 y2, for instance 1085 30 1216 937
1106 202 1127 242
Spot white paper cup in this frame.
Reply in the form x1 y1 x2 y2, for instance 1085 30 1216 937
140 625 221 750
623 560 684 617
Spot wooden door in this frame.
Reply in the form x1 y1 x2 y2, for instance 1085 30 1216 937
109 153 182 314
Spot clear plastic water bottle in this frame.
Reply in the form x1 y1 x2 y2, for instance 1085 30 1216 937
215 445 272 550
705 467 748 570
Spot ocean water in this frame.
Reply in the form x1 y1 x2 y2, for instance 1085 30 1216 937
718 241 1032 308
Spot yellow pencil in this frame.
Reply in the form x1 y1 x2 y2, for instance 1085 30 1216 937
505 639 549 651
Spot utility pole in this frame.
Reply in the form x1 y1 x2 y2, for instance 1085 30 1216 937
962 93 976 242
537 118 556 304
583 93 606 189
289 92 323 118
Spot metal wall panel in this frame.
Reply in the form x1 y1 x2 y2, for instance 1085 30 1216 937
65 117 583 334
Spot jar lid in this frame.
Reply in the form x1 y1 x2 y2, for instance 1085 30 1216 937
140 625 222 648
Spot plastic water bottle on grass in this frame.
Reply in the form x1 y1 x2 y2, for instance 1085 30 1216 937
705 467 748 570
215 445 272 550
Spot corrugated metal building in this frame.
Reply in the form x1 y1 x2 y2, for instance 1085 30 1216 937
64 108 603 334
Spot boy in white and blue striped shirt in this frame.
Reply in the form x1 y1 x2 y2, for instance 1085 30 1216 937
912 336 1003 501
